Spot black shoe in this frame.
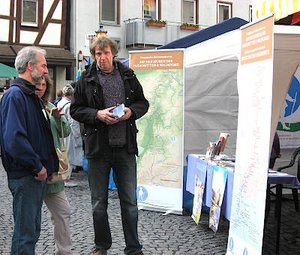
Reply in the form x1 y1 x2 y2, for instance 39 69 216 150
73 166 83 173
90 248 107 255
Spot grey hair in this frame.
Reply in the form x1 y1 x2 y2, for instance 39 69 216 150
62 84 74 97
15 46 47 74
90 37 118 57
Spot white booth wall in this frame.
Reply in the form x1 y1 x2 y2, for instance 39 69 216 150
183 25 300 178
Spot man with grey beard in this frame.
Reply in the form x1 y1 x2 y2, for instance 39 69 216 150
0 46 59 254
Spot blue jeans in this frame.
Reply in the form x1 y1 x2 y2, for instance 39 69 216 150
8 175 46 255
88 147 142 255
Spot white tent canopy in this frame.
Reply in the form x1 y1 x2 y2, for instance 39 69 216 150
161 18 300 164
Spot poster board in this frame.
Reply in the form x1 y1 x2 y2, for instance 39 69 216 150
227 16 275 255
277 64 300 148
130 50 184 214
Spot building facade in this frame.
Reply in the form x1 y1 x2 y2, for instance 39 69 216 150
0 0 75 94
0 0 252 88
71 0 252 69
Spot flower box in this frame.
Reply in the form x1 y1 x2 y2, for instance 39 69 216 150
146 21 166 27
180 25 199 31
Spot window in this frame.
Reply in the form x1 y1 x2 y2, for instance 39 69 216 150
22 0 38 26
217 2 232 23
249 5 253 22
183 0 197 24
100 0 119 25
144 0 158 19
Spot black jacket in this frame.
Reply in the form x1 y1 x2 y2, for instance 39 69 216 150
70 61 149 157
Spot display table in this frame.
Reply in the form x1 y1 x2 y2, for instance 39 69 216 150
186 154 234 220
186 154 300 253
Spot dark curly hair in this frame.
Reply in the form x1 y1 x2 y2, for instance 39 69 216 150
90 37 118 57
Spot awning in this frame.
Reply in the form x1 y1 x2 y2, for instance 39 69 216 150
0 63 18 78
0 45 75 67
254 0 300 22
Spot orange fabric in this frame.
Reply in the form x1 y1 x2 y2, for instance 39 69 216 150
291 11 300 24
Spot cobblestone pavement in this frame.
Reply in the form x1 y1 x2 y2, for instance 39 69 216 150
0 165 299 254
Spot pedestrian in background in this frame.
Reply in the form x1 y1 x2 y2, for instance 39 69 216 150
70 37 149 255
3 84 10 93
269 131 281 169
35 75 73 254
0 84 10 101
58 84 83 187
53 89 63 106
0 46 58 254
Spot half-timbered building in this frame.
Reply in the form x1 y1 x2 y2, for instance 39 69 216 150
0 0 75 96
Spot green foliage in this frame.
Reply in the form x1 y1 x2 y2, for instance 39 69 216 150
147 19 167 25
180 22 199 28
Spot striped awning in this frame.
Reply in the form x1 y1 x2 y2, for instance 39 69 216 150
255 0 300 21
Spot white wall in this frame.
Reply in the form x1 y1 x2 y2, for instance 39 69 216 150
161 1 181 22
200 0 252 27
76 0 99 57
56 66 67 92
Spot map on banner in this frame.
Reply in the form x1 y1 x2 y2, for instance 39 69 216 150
130 50 184 213
278 64 300 148
136 69 183 188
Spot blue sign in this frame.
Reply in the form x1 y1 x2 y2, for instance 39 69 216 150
137 186 148 202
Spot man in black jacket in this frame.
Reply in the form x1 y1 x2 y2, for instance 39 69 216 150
70 37 149 255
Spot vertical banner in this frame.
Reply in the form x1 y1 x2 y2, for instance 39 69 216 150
130 50 184 214
278 64 300 148
227 16 274 255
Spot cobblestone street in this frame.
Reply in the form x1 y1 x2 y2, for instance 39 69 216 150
0 164 299 254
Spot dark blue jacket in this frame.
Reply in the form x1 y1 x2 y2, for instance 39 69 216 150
0 78 59 179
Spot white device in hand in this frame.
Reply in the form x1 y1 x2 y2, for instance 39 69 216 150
112 104 125 118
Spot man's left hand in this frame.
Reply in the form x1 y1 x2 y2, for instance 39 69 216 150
119 107 132 121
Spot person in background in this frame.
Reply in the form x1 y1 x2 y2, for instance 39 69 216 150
35 75 73 254
0 46 58 254
70 37 149 255
58 84 83 187
0 84 10 101
269 131 281 169
3 84 10 93
53 89 63 106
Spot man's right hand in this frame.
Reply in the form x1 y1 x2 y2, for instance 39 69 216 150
96 106 119 125
35 166 47 181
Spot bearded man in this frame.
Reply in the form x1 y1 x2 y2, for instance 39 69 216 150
0 46 58 254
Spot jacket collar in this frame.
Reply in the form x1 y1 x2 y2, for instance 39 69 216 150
11 77 36 95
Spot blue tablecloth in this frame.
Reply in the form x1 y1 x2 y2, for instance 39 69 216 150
186 154 300 221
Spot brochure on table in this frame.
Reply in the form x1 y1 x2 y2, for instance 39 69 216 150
209 165 228 233
191 164 206 224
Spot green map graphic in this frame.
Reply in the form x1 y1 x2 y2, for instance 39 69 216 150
136 69 184 189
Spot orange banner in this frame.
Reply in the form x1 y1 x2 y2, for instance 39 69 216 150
130 51 184 70
241 16 273 65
